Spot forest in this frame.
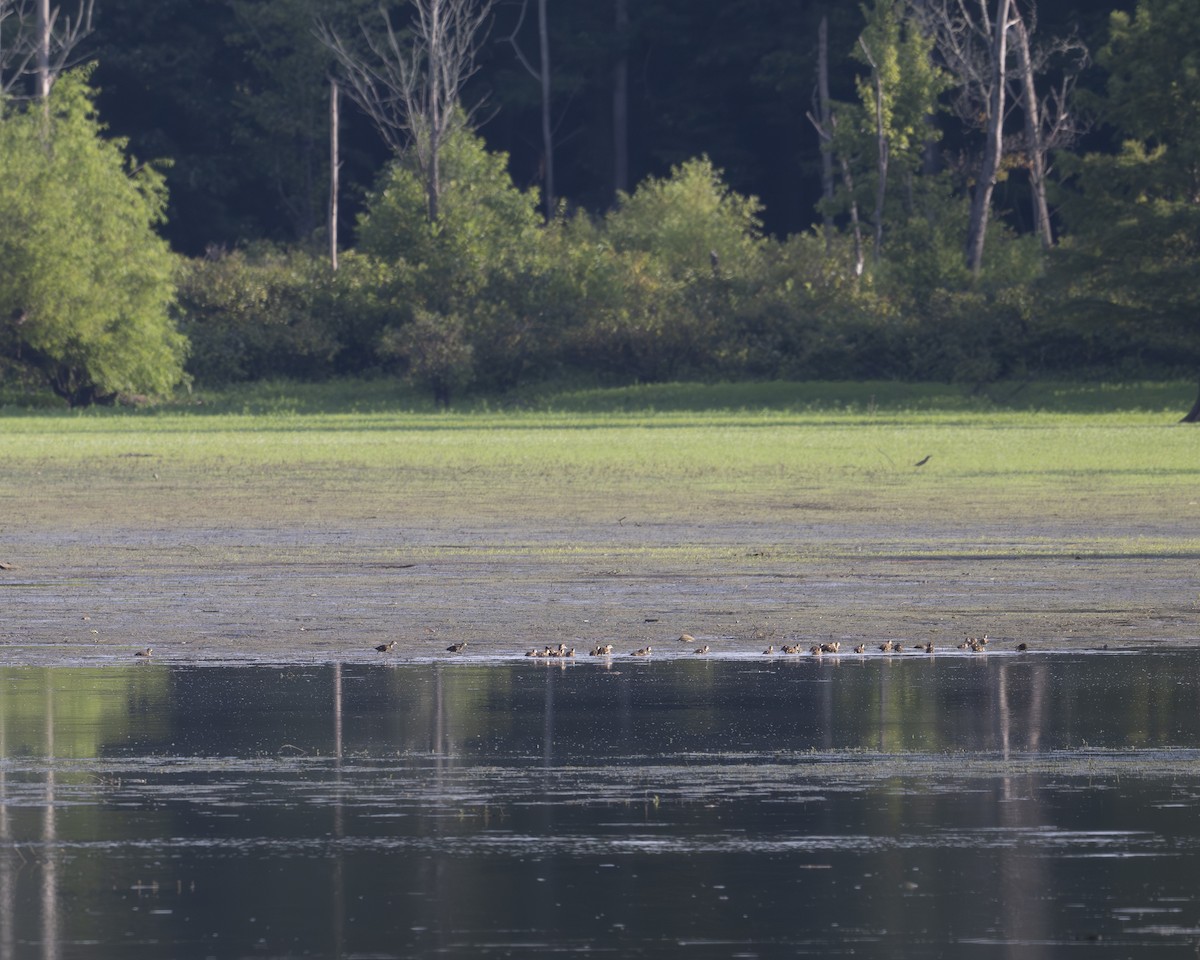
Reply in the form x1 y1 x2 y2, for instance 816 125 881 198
0 0 1197 415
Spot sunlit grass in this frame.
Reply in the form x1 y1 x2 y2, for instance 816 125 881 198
1 378 1196 533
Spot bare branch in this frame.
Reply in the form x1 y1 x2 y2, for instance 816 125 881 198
0 0 93 98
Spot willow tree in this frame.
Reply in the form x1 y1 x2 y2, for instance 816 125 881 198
0 70 185 406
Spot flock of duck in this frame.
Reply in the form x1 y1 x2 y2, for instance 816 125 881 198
516 633 1020 660
132 634 1026 660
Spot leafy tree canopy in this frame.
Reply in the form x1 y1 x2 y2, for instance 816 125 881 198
0 69 186 406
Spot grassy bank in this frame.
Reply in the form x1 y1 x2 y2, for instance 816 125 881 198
0 378 1196 531
1 379 1197 657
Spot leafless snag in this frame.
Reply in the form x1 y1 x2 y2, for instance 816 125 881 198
317 0 495 223
0 0 94 99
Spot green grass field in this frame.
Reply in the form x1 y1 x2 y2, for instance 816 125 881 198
1 378 1196 524
1 379 1197 658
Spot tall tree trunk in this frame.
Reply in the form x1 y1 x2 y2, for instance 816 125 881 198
859 37 888 267
329 78 340 271
840 153 865 277
965 0 1012 275
537 0 554 218
36 0 51 99
1012 12 1053 250
427 0 444 223
612 0 629 198
817 16 836 251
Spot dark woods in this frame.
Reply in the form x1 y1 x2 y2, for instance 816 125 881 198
3 0 1198 410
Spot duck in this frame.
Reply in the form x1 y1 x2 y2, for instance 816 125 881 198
375 641 396 653
631 646 652 656
694 645 710 655
810 645 823 656
878 640 894 653
893 643 905 653
1016 642 1029 652
924 642 935 654
854 644 867 654
591 644 614 656
762 645 775 655
678 633 696 644
134 647 153 658
446 641 467 653
820 641 841 654
781 644 800 655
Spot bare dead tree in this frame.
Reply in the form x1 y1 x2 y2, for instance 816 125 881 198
0 0 93 99
1011 12 1050 248
317 0 495 223
612 0 630 199
1009 4 1088 250
815 15 836 251
808 98 866 278
329 76 340 271
912 0 1014 275
857 36 889 267
505 0 554 220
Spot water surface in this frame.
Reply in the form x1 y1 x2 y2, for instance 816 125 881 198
4 651 1200 957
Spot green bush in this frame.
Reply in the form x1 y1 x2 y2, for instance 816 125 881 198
176 244 338 383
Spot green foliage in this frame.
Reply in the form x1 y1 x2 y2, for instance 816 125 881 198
606 156 765 278
1097 0 1200 190
355 127 549 398
175 244 340 383
224 0 344 241
1052 0 1200 385
851 0 949 174
378 308 474 408
0 70 186 407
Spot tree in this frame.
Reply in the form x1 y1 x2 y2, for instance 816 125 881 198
0 0 92 100
224 0 344 243
355 125 544 397
1054 0 1200 419
1008 5 1088 250
0 70 186 406
851 0 949 266
319 0 495 223
504 0 554 220
915 0 1014 275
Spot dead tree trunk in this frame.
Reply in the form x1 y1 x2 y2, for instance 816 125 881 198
329 77 340 271
36 0 50 98
965 0 1012 275
506 0 555 219
859 37 889 267
613 0 630 198
1012 11 1052 250
318 0 494 225
0 0 92 100
817 15 836 251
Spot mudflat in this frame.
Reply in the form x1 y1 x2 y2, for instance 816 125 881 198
1 406 1196 662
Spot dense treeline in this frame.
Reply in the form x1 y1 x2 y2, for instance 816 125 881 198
1 0 1197 414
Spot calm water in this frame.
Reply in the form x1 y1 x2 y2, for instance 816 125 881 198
4 650 1200 958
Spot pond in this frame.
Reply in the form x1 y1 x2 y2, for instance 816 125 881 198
4 649 1200 958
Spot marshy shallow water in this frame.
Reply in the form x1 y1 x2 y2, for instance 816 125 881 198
4 650 1200 958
